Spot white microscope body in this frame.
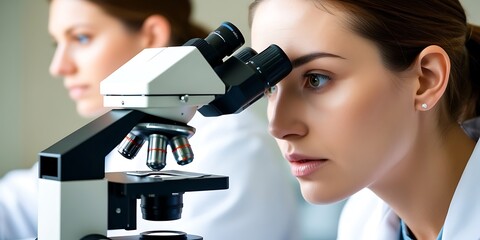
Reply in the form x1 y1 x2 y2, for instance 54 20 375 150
37 22 291 240
101 46 225 123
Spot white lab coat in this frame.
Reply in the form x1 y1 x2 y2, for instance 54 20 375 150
337 120 480 239
0 108 299 240
0 164 38 239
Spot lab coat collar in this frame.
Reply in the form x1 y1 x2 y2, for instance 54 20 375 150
377 120 480 239
442 133 480 238
338 118 480 239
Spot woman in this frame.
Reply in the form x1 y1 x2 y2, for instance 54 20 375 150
249 0 480 239
0 1 298 239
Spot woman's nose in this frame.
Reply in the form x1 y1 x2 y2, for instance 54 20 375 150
49 45 76 77
268 87 307 140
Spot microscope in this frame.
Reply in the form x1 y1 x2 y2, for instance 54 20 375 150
37 22 292 240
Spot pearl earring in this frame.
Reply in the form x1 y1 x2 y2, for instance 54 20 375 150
421 103 428 109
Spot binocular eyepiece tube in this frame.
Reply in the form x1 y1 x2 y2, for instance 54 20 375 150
184 21 245 68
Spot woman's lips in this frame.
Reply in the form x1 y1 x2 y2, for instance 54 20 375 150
286 154 328 177
68 85 88 100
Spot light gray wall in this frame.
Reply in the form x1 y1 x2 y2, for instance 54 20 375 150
463 0 480 24
0 0 88 176
0 1 22 175
0 0 479 177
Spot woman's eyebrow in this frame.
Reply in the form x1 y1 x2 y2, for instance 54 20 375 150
291 52 345 68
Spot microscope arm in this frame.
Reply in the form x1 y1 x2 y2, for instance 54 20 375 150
39 109 173 181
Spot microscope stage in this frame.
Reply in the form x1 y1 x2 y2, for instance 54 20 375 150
106 170 229 196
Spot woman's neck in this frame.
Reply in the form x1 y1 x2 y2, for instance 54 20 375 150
370 123 475 240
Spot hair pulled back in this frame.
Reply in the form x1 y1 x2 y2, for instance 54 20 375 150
86 0 209 45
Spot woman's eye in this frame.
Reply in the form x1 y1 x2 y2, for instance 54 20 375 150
264 85 277 97
75 34 91 44
306 73 331 89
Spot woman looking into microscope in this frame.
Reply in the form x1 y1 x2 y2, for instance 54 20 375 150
249 0 480 238
0 0 298 239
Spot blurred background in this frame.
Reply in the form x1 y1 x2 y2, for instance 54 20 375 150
0 0 479 239
0 0 258 176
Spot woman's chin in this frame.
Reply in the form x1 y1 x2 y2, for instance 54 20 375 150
299 181 348 204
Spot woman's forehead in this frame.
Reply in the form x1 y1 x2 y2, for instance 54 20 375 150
251 0 351 51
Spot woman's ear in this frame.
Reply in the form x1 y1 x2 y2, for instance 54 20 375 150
413 45 450 111
140 15 171 48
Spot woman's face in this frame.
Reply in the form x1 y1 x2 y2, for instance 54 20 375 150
251 0 419 203
49 0 145 118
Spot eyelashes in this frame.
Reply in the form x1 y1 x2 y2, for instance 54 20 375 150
264 72 332 97
264 85 277 97
305 73 331 89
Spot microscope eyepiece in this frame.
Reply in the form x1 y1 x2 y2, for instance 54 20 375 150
183 21 245 68
246 44 292 88
205 22 245 58
233 47 258 62
198 44 293 116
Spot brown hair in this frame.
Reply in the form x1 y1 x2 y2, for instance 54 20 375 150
84 0 209 45
249 0 480 123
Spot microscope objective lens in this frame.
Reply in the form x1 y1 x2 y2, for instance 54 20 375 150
146 134 169 171
170 135 194 165
118 132 146 159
